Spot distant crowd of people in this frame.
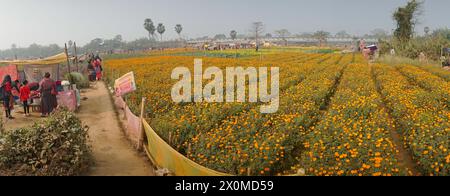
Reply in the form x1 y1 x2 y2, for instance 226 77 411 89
87 54 103 81
1 53 103 120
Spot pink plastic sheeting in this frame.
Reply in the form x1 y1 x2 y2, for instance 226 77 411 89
0 65 19 81
113 95 141 146
125 105 140 144
114 96 126 109
57 90 77 112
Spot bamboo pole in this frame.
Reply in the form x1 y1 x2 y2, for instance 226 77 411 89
137 97 146 151
64 43 71 74
74 42 79 72
110 69 114 86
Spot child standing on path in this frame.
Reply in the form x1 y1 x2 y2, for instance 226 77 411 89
20 80 31 117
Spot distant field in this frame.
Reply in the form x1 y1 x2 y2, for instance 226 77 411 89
103 47 340 60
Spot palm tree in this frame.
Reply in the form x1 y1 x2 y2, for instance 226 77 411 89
157 23 166 42
230 30 237 40
144 18 156 40
175 24 183 40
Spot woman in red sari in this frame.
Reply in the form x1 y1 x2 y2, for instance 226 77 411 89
2 75 15 119
39 72 57 117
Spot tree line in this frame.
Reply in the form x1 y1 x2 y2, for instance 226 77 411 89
379 0 450 60
0 18 185 60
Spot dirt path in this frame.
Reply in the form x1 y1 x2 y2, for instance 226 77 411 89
369 66 420 176
79 82 154 176
5 82 154 176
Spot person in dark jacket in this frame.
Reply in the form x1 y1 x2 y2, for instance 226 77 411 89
88 60 96 81
95 54 102 62
12 80 20 92
11 79 21 104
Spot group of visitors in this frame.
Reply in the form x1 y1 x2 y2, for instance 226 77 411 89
1 72 57 119
88 54 103 81
1 53 102 120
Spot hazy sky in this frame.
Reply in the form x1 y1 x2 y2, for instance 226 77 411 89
0 0 448 49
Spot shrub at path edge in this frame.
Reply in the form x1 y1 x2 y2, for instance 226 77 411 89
0 109 91 176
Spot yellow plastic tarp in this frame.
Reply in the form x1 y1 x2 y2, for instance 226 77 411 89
0 53 68 65
142 119 230 176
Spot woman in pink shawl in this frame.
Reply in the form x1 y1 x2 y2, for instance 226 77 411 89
39 72 57 117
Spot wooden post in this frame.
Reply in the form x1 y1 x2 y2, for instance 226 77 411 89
122 101 127 120
137 97 146 151
236 47 238 59
64 43 71 74
74 42 79 72
111 69 115 86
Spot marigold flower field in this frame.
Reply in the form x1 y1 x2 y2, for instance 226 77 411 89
104 50 449 176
